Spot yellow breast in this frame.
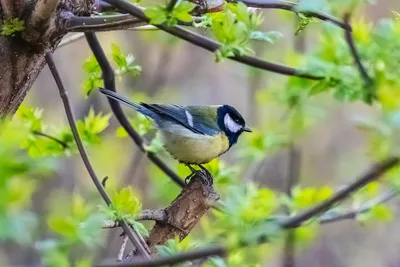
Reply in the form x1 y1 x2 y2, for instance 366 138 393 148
161 130 230 164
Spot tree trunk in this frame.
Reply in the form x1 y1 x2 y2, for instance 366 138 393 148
0 0 95 118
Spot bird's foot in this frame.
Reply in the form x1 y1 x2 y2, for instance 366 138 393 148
184 165 213 185
198 165 213 186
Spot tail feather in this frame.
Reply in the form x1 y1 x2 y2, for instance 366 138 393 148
99 88 141 109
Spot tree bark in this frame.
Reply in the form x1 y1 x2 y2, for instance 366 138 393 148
0 0 95 118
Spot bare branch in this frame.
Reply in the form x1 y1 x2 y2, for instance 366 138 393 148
118 236 129 262
343 13 375 102
282 157 399 228
45 53 151 260
137 209 167 222
30 0 60 29
320 189 399 224
57 33 85 48
236 0 351 31
103 0 324 80
99 247 226 267
0 0 14 20
66 14 147 32
84 32 186 187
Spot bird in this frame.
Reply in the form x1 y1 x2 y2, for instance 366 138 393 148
99 88 252 184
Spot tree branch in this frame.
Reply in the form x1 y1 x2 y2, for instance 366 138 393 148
98 157 399 267
84 32 185 187
236 0 351 31
282 157 399 228
30 0 60 29
57 33 85 48
32 130 68 148
343 13 374 101
0 0 14 20
320 189 399 224
45 53 151 260
99 247 226 267
66 14 147 32
102 0 324 80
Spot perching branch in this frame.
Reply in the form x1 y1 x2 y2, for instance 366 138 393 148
66 14 146 32
236 0 351 31
45 53 151 260
282 157 399 228
84 32 185 187
99 157 399 267
343 13 374 101
102 0 324 80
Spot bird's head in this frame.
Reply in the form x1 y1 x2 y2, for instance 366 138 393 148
217 105 252 146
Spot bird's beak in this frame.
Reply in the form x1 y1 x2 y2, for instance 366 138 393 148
243 126 252 132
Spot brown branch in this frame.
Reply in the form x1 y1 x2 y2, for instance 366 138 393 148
118 236 129 262
99 246 226 267
146 171 219 251
45 53 151 260
0 0 14 20
236 0 351 31
103 0 324 80
66 14 147 32
320 189 399 224
30 0 60 29
282 157 399 228
57 33 85 48
343 13 375 102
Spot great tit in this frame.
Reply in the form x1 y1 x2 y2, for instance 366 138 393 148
99 88 252 180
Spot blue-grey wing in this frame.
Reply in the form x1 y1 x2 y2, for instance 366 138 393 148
140 103 220 136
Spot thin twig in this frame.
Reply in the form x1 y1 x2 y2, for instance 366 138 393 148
98 247 226 267
32 130 68 148
103 0 324 80
282 146 300 267
84 32 185 187
166 0 180 12
137 209 167 221
282 157 399 228
236 0 350 31
320 189 399 224
66 14 147 32
118 236 129 262
45 53 151 260
343 13 374 101
58 33 85 48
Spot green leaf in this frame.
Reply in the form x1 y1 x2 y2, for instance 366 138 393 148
48 217 78 240
111 187 142 222
1 18 25 36
370 204 394 222
249 31 283 44
144 6 168 25
132 221 149 236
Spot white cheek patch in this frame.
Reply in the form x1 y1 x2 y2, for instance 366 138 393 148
185 109 194 127
224 114 242 133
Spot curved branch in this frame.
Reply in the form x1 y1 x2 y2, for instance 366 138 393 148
236 0 350 31
282 157 399 228
102 0 324 80
343 13 374 102
45 53 151 260
66 14 147 32
84 32 186 187
320 189 399 224
33 130 68 148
